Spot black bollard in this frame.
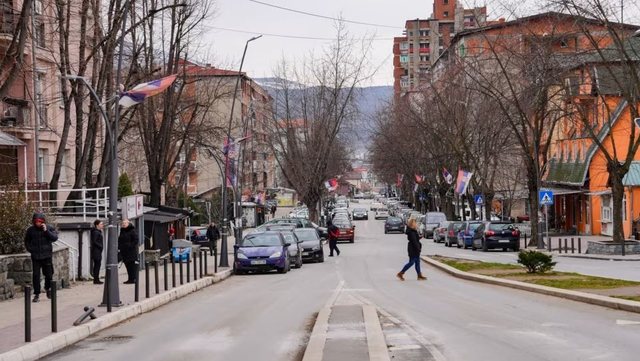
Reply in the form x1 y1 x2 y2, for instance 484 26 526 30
548 237 552 252
134 262 140 302
564 238 568 253
194 251 198 281
171 255 176 288
164 259 169 291
24 285 31 342
578 237 582 254
51 281 57 332
524 234 527 249
200 250 204 278
571 238 575 254
179 256 184 285
558 238 562 253
106 268 112 312
145 262 150 298
187 253 191 283
214 247 218 274
203 250 208 276
154 261 159 295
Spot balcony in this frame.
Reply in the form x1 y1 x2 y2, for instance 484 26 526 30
0 100 30 128
0 4 14 36
419 47 430 53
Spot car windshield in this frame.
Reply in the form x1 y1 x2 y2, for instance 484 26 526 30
281 233 296 244
354 208 366 212
489 223 515 231
294 229 319 241
469 223 483 231
387 217 402 224
334 221 351 228
241 234 282 247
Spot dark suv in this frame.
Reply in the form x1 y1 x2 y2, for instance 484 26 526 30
473 222 521 252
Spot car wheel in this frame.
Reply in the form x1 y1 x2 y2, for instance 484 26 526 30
502 248 508 252
277 267 286 274
457 242 462 249
297 255 303 268
472 243 477 251
384 229 388 234
235 269 245 275
319 255 325 263
350 238 354 243
513 246 520 252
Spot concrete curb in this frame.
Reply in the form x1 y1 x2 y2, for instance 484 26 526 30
422 256 640 314
363 305 390 361
0 270 233 361
556 254 640 261
301 307 331 361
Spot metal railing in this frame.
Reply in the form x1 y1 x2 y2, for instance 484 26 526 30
4 186 110 221
56 239 79 282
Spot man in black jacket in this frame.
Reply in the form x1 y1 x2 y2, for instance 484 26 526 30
118 219 139 284
90 219 105 284
206 222 220 256
24 212 58 302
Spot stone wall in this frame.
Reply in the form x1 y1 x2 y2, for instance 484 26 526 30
1 245 71 301
586 240 640 255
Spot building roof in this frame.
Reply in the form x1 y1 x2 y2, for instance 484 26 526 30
623 162 640 186
0 130 25 147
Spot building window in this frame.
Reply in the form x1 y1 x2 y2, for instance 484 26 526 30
35 21 45 47
34 0 43 15
35 73 47 127
400 42 409 50
444 11 449 17
420 55 429 62
400 55 408 63
443 0 449 4
263 171 268 188
37 149 46 183
560 39 569 48
419 30 429 36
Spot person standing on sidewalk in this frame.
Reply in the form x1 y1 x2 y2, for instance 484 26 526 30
206 222 220 256
118 219 139 284
90 219 105 284
397 218 426 281
327 220 341 257
24 212 58 302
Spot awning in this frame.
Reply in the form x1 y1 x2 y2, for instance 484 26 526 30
586 189 612 196
143 210 188 223
542 187 585 195
0 130 25 147
623 161 640 186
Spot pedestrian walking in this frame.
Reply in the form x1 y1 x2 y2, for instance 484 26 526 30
118 219 139 284
397 218 426 281
24 212 58 302
206 222 220 256
327 220 341 257
270 204 277 219
90 219 105 284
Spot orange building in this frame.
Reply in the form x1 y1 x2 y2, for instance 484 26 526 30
546 34 640 238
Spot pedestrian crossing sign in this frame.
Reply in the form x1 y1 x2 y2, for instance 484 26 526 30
539 190 554 205
474 194 484 205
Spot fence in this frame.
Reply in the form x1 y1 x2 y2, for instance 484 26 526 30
522 235 584 254
3 186 110 221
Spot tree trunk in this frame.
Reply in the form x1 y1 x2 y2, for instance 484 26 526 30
484 191 495 221
149 175 162 207
526 164 541 247
609 163 626 253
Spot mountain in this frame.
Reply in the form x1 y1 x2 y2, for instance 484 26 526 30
254 78 393 154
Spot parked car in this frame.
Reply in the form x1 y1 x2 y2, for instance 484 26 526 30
422 212 448 238
384 217 405 234
370 202 383 212
263 226 303 268
185 226 208 246
375 208 389 219
456 221 484 249
294 228 325 263
433 221 451 243
333 218 355 243
473 222 521 252
333 208 351 220
352 207 368 220
234 231 291 274
445 221 465 247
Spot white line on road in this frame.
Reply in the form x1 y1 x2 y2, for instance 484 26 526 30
388 345 422 351
616 319 640 326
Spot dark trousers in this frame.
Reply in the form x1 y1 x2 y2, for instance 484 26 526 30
92 257 102 280
400 257 421 274
124 261 137 282
32 257 54 295
209 239 218 256
329 239 340 256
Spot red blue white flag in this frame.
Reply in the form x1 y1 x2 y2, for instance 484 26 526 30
224 137 237 187
119 74 178 108
455 169 473 194
324 178 338 191
414 174 425 183
442 168 453 185
396 174 404 187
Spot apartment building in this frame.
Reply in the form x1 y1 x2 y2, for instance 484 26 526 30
392 0 487 94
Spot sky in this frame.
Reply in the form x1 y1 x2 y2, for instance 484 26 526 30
200 0 431 87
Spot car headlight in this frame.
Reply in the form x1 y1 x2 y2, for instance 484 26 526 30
269 252 282 258
237 253 248 259
312 245 321 251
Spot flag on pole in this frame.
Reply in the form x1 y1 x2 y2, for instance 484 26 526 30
455 169 473 194
414 174 425 183
442 168 453 185
396 174 404 187
324 178 338 191
224 137 237 187
118 74 178 108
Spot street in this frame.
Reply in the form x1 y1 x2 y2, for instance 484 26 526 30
45 202 640 361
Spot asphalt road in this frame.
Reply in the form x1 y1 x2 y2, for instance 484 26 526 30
46 201 640 361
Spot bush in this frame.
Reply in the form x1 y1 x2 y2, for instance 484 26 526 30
0 191 36 254
517 250 557 273
118 173 134 198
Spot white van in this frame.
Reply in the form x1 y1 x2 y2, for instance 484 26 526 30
421 212 447 238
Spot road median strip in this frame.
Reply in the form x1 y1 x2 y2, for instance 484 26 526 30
0 270 233 361
422 256 640 314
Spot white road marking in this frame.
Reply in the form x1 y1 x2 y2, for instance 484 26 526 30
389 345 422 351
385 332 411 340
616 319 640 326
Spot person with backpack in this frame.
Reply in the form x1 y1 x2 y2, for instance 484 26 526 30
24 212 58 302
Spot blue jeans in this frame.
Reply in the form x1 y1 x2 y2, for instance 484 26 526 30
400 257 421 274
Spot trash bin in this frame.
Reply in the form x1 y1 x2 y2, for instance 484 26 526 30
171 239 193 262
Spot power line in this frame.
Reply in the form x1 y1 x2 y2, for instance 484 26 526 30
206 25 394 41
248 0 403 29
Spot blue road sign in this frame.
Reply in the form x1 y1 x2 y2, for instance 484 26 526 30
539 189 554 205
474 194 484 205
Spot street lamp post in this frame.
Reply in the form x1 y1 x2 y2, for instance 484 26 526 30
220 35 262 268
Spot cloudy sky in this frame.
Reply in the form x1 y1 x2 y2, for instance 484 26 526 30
201 0 431 86
200 0 639 86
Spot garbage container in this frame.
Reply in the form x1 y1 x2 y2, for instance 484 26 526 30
171 239 193 262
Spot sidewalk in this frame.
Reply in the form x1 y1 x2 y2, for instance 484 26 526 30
0 254 230 354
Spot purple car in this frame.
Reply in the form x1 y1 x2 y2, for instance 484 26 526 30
234 231 291 274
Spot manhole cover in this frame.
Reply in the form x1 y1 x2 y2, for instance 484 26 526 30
99 335 133 342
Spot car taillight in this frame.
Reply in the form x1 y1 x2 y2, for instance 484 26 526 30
348 229 354 234
485 230 495 236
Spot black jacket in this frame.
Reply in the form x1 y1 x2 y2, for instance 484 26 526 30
206 225 220 241
405 228 422 258
25 225 58 260
90 228 104 259
118 224 139 263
